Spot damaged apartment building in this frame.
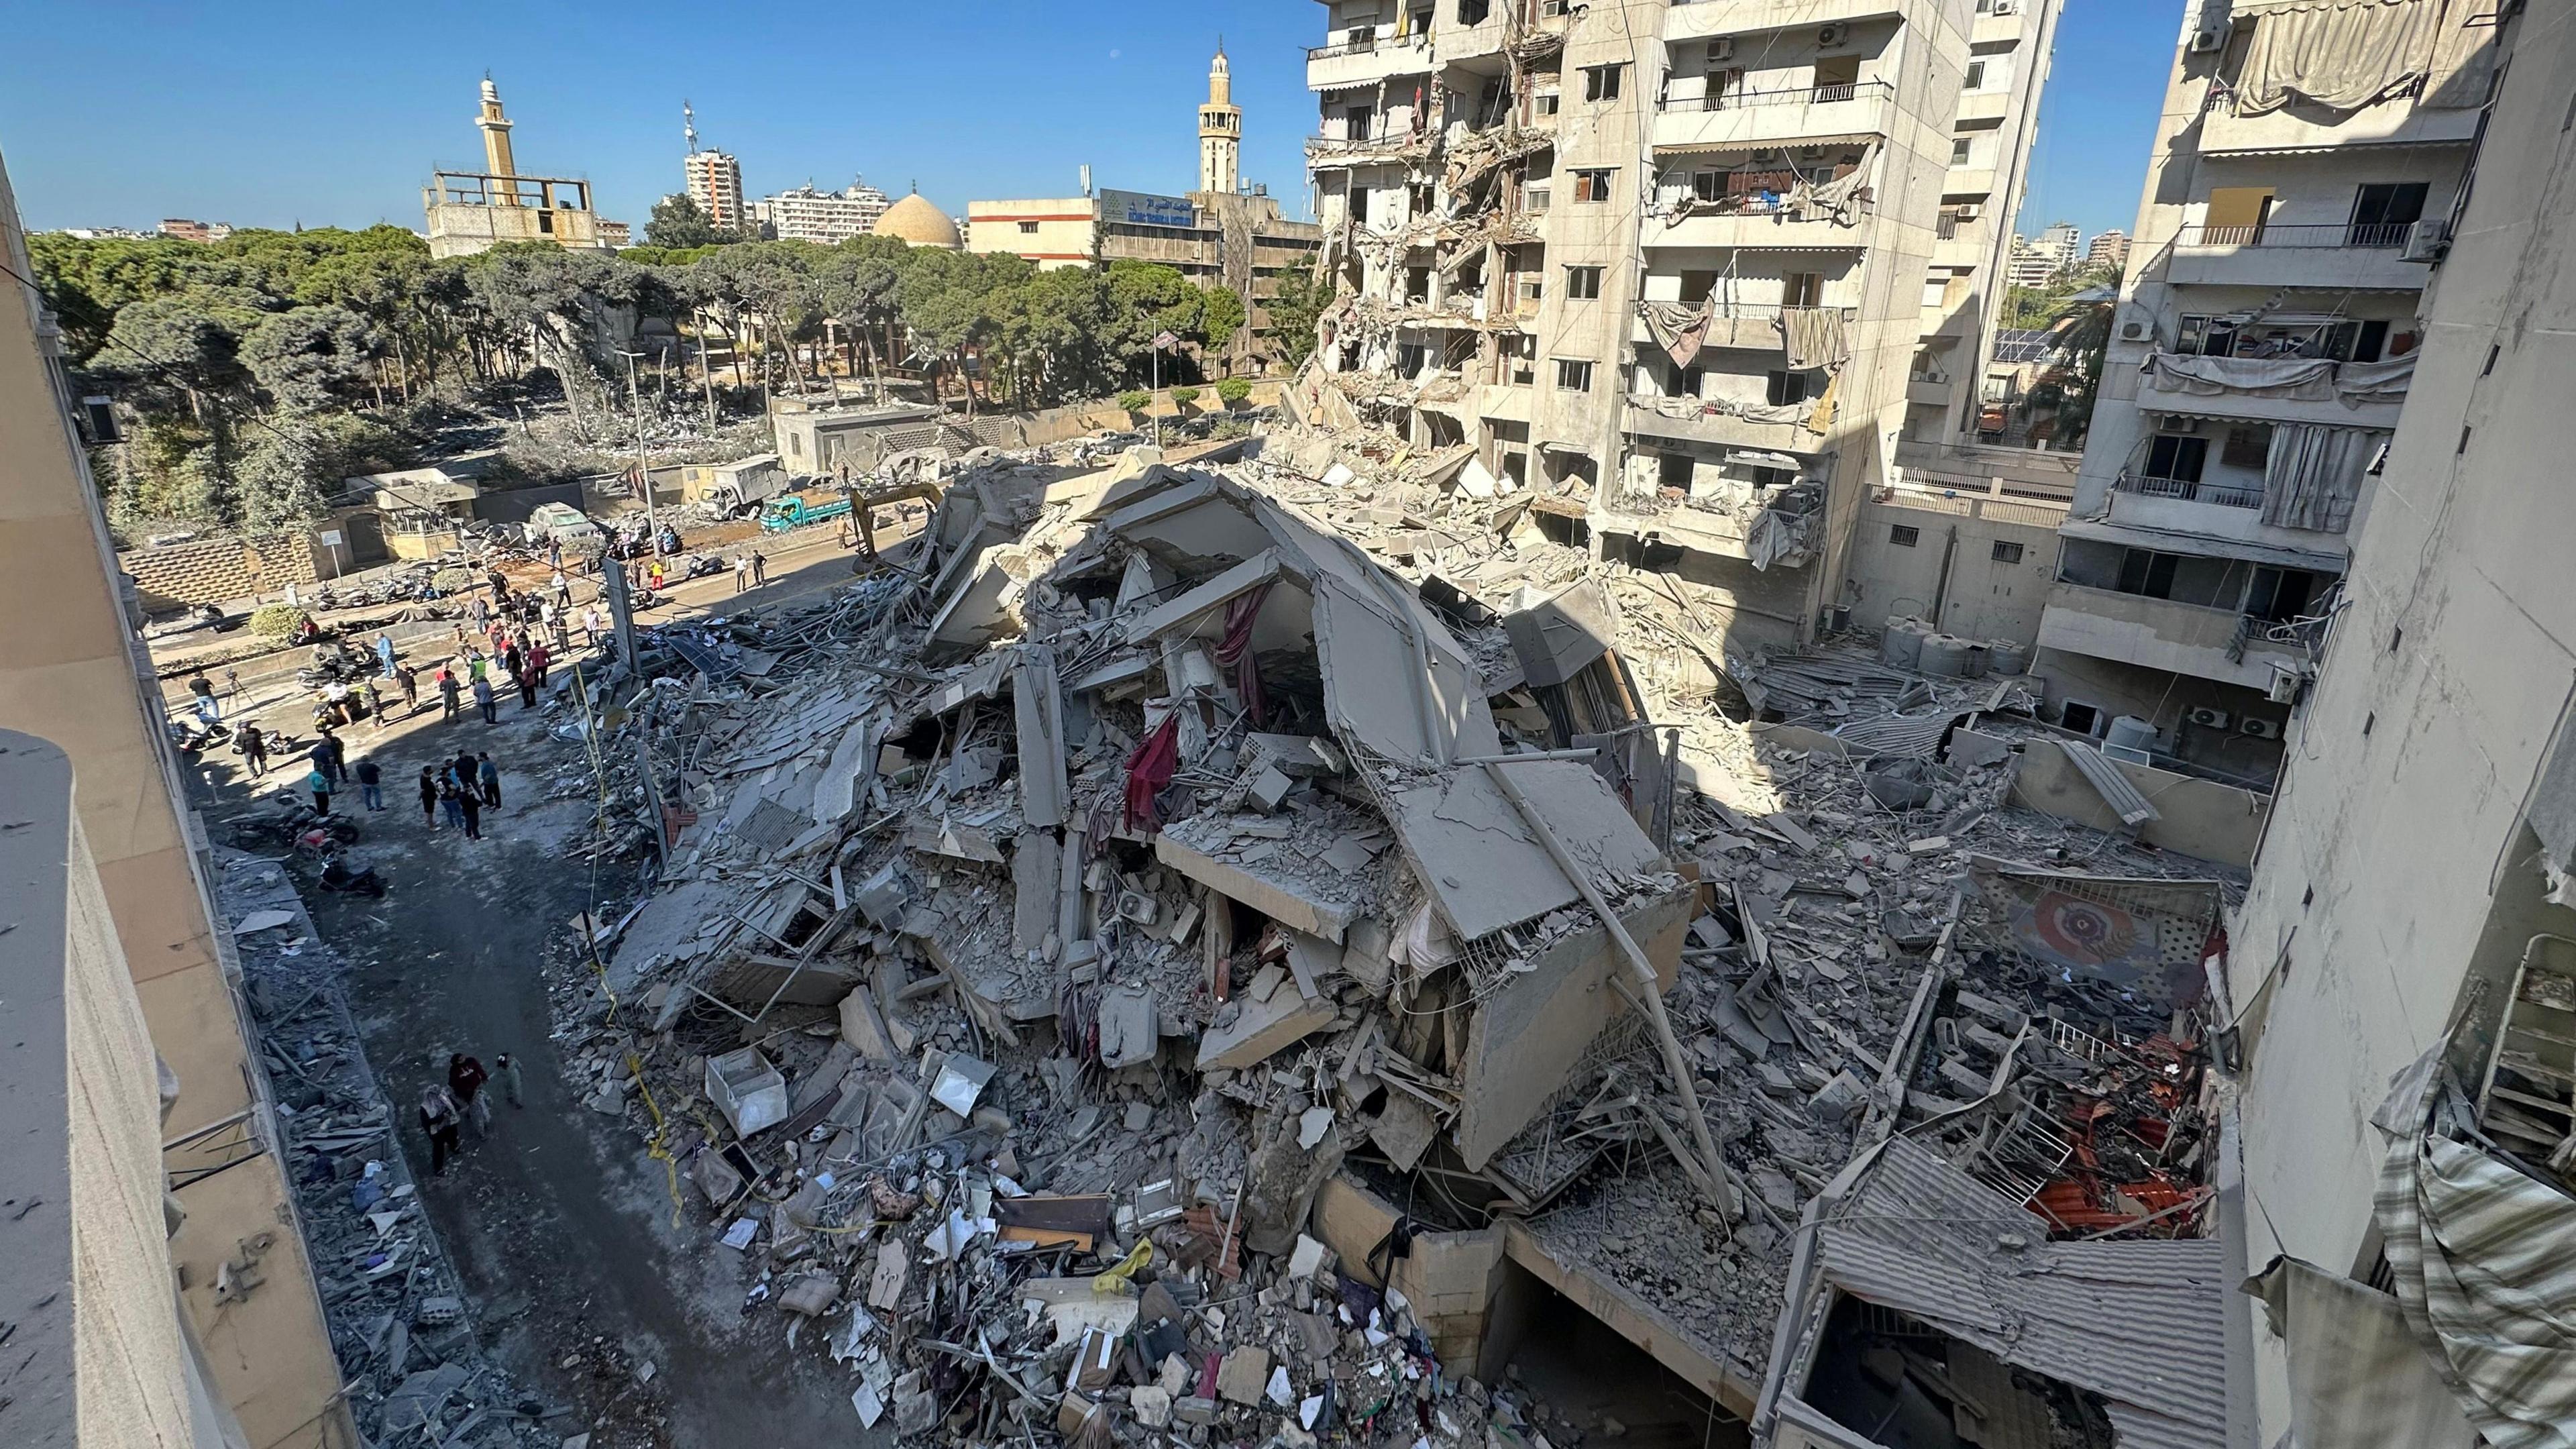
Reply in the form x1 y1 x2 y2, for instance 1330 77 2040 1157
529 415 2268 1449
1294 0 2060 653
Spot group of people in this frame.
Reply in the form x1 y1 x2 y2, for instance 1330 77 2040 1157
731 549 769 594
299 726 385 814
419 750 501 839
417 1049 522 1175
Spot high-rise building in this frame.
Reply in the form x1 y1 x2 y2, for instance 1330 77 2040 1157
3 144 351 1447
156 218 231 244
2033 218 2080 268
684 151 745 231
2086 227 2129 270
2033 0 2490 786
423 77 605 258
755 179 893 244
2198 7 2565 1442
1301 0 2057 652
1199 42 1243 194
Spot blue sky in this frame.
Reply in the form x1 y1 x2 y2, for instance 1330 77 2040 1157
0 0 2173 244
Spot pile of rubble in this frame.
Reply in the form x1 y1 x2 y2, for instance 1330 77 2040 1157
533 437 2234 1447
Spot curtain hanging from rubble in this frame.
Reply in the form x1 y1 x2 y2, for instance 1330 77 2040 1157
1214 580 1275 729
2338 352 2419 405
2237 0 2446 115
2371 1040 2576 1448
1776 306 1849 372
1124 712 1182 831
2262 423 2377 533
2144 350 2339 400
1640 298 1716 368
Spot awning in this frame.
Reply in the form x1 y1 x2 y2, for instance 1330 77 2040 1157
1652 131 1882 156
2059 517 2349 573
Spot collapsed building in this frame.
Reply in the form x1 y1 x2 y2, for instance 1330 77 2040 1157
546 433 2251 1449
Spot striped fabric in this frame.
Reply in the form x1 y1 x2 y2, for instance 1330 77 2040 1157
2373 1045 2576 1448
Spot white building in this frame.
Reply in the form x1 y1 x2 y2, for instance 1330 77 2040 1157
2214 5 2570 1442
755 180 893 244
684 148 745 230
2033 0 2493 785
1302 0 2058 653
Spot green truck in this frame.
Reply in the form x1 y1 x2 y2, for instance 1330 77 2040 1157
759 489 853 533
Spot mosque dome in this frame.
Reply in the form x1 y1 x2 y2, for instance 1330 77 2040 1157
873 192 959 248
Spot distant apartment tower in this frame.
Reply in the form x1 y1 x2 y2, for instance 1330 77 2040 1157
757 179 893 244
1302 0 2056 650
596 217 632 248
156 218 231 244
423 78 604 258
685 149 745 230
2033 217 2079 268
2086 227 2129 270
2034 0 2493 785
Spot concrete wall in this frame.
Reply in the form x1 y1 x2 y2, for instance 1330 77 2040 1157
2219 9 2571 1443
1844 490 2063 644
1 735 246 1449
1998 730 2271 867
120 532 325 610
0 150 348 1448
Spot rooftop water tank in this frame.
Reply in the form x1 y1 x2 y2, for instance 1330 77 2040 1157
1917 633 1974 678
1879 616 1929 669
2103 714 2158 764
1987 639 2030 676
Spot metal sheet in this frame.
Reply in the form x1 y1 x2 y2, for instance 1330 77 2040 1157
2059 739 2162 826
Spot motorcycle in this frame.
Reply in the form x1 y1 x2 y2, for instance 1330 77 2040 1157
168 715 231 755
679 553 726 581
316 849 386 897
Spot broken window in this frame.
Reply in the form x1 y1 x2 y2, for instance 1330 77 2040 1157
1813 56 1861 101
1766 368 1821 406
1554 358 1594 392
1563 264 1602 299
1458 0 1490 22
1344 104 1375 141
2115 548 2180 599
1658 451 1695 492
2220 425 2271 468
2350 181 2428 246
2245 565 2326 623
1582 64 1625 102
1409 180 1436 217
1572 168 1614 203
2145 433 2208 483
1784 272 1824 307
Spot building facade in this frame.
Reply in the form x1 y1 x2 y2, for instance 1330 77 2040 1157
2214 4 2560 1441
755 179 892 243
684 148 746 231
423 78 606 258
1301 0 2053 653
2031 0 2493 784
3 147 350 1448
156 219 231 244
2086 225 2129 269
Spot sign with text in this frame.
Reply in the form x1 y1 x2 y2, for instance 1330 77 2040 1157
1099 189 1197 229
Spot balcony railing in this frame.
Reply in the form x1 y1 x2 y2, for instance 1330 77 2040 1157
1660 79 1894 113
2174 220 2422 250
1311 34 1395 60
2114 470 2265 509
1305 130 1434 158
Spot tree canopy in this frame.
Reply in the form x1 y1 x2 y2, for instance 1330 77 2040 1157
36 225 1279 535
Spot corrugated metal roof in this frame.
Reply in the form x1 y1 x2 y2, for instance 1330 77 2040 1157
2060 739 2162 826
1829 711 1957 759
1813 1137 2230 1449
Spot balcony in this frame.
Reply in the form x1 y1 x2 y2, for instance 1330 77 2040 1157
2135 349 2412 431
1933 230 1988 269
2198 83 2482 156
1955 89 2010 125
1307 31 1436 91
1664 0 1903 39
1434 10 1509 66
1305 130 1437 169
1653 81 1896 154
1623 394 1821 454
1907 375 1956 407
2038 581 2314 690
2164 221 2434 291
1971 9 2026 46
2112 471 2263 510
1629 301 1856 354
1642 199 1870 250
1919 305 1977 340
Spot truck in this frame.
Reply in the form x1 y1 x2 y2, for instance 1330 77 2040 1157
686 453 792 516
760 489 854 533
523 502 603 547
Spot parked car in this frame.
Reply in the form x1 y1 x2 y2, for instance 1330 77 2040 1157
525 502 604 546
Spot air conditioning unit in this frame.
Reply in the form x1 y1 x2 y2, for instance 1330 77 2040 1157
1993 0 2019 13
2400 219 2453 262
2189 25 2226 53
2155 414 2199 434
2239 716 2282 740
1819 22 1851 46
1955 203 1982 220
2120 320 2149 341
2265 663 2306 704
1709 37 1735 61
2186 706 2231 730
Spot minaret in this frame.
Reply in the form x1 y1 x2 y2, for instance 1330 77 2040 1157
476 76 519 203
1198 42 1242 195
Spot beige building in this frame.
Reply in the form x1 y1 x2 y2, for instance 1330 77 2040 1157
1303 0 2054 653
3 149 350 1446
423 78 606 258
684 149 745 230
2086 225 2129 269
755 179 892 243
2212 5 2567 1442
2035 0 2496 784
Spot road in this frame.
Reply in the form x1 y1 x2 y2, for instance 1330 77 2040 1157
187 591 872 1448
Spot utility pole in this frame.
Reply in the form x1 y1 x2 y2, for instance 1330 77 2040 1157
600 541 641 669
620 349 656 537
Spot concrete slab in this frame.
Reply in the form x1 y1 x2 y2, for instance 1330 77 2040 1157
1153 833 1353 942
1012 645 1069 828
1385 759 1665 941
1195 984 1338 1072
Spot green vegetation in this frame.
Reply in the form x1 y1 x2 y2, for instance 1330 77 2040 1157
248 602 303 637
36 225 1256 535
1169 385 1201 408
1116 390 1153 414
1216 377 1253 406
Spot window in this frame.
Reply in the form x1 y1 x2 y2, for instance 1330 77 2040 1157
1536 90 1560 117
1564 265 1603 299
1523 183 1551 213
2221 425 2271 468
1582 64 1625 102
1767 370 1821 406
2115 548 2180 599
1017 220 1039 234
1784 272 1824 307
1813 57 1860 101
1350 186 1371 225
2322 319 2390 363
1965 61 1987 89
1506 335 1536 385
2246 566 2325 623
2176 314 2239 358
1678 269 1717 305
1890 525 1921 547
2204 186 2276 244
1572 168 1615 203
1991 540 2025 564
1345 105 1375 141
1658 451 1695 490
1409 181 1436 216
1554 358 1594 392
1951 138 1974 166
1690 169 1725 202
1672 364 1704 396
2146 434 2208 482
2349 182 2429 246
1459 0 1491 22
